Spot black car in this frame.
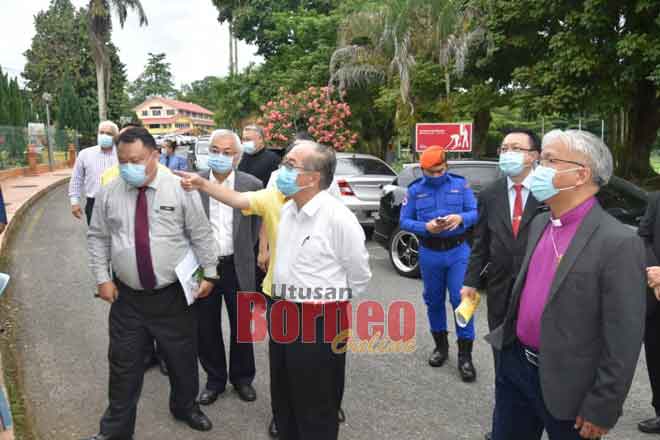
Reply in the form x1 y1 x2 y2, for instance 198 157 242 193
373 160 648 278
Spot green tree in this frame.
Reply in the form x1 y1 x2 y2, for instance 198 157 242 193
481 0 660 180
329 0 484 114
57 73 81 131
23 3 130 143
128 52 176 106
177 76 221 111
211 0 338 58
87 0 147 121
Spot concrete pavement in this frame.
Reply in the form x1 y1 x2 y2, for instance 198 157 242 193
2 183 656 439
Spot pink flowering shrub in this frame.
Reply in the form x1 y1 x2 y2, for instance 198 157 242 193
257 86 358 151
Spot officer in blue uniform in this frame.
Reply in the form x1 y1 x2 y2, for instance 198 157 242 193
400 145 478 382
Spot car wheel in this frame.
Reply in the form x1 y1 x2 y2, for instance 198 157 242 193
388 227 420 278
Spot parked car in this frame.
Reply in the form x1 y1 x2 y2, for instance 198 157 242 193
188 136 210 171
333 153 397 230
374 160 648 278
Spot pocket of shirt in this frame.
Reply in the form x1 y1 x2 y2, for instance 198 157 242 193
294 235 333 273
152 207 182 238
445 193 463 209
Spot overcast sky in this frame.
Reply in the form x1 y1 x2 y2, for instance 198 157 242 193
0 0 262 88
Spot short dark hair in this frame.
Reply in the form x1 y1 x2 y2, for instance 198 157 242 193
164 139 176 149
120 121 142 130
504 128 541 152
117 127 157 150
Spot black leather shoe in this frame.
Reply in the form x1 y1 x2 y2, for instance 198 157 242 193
159 358 169 376
234 384 257 402
484 432 492 440
198 387 223 405
268 417 279 438
174 407 213 431
80 434 133 440
639 416 660 433
338 407 346 423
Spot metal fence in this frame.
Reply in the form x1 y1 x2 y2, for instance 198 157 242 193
0 126 78 170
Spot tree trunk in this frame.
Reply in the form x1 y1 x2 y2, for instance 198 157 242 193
620 80 660 183
229 24 234 76
471 108 491 159
95 59 107 121
234 36 239 73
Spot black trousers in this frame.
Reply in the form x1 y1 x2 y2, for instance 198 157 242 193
197 258 256 391
99 281 199 438
646 306 660 415
270 302 348 440
85 197 95 225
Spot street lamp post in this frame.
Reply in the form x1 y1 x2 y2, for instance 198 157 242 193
42 92 53 171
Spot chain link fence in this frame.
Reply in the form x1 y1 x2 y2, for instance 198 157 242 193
0 125 79 170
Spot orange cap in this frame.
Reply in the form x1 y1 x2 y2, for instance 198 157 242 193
420 146 446 169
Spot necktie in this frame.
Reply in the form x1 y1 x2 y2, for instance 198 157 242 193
512 184 523 238
135 187 157 290
166 155 171 168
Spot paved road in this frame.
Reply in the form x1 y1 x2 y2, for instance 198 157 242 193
3 184 655 439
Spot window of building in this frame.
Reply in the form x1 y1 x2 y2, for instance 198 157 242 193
152 110 161 116
141 110 147 116
166 109 175 116
149 124 161 128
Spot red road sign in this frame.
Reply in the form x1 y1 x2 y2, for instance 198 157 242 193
415 122 472 152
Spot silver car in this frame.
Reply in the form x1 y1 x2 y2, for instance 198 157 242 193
189 136 210 170
333 153 397 228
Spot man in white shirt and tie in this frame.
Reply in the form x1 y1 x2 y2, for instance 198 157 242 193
270 140 371 440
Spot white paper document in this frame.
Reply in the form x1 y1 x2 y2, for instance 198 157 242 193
175 249 200 305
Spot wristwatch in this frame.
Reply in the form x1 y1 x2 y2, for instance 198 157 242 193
203 276 220 284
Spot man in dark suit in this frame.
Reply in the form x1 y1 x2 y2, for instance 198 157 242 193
462 128 541 355
480 129 646 440
194 129 263 406
462 128 541 440
636 191 660 433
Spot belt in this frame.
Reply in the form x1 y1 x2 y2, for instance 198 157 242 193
421 234 466 251
114 277 175 295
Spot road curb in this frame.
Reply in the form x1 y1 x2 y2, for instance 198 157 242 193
0 175 71 440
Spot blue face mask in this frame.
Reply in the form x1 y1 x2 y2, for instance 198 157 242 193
276 166 302 196
242 141 256 155
98 133 114 149
499 151 526 176
529 165 580 202
208 153 234 173
424 173 448 187
120 163 147 187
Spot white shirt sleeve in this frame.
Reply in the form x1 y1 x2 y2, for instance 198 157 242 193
333 211 371 298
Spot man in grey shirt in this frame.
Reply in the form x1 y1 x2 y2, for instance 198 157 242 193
83 127 220 440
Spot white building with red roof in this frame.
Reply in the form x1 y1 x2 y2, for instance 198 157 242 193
134 97 215 136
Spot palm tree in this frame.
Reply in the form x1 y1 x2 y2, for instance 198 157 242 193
329 0 484 114
88 0 148 121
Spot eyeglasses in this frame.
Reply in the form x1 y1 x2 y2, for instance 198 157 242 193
534 158 585 168
499 144 533 154
280 162 312 172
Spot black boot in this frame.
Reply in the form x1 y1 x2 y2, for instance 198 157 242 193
457 339 476 382
428 331 448 367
